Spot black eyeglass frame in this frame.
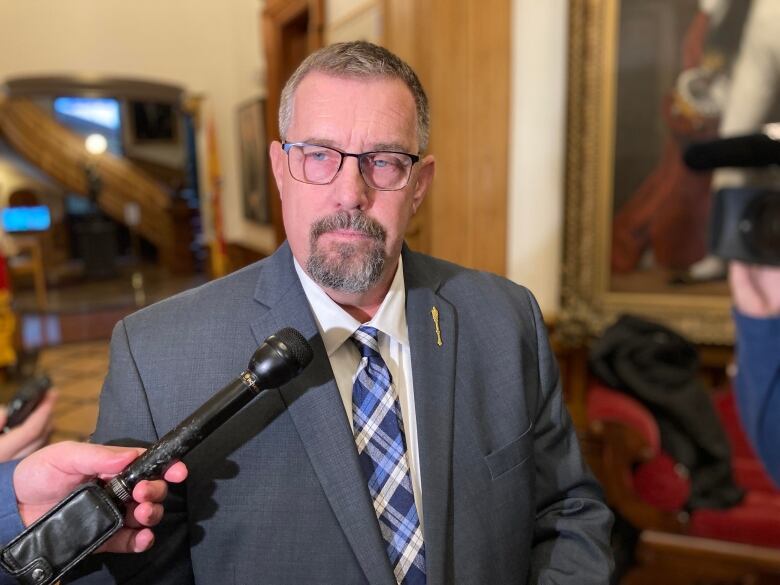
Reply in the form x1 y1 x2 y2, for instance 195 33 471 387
281 141 421 191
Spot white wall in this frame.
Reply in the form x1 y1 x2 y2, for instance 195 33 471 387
0 0 274 252
507 0 568 315
0 0 570 291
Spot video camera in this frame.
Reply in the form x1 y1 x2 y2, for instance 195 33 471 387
684 124 780 265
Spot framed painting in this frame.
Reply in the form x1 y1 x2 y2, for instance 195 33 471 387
559 0 756 345
237 98 270 225
128 100 179 144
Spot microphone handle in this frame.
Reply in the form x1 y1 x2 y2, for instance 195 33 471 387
107 370 260 503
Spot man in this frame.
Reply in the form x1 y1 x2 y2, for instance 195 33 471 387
69 41 613 584
1 441 188 584
730 262 780 485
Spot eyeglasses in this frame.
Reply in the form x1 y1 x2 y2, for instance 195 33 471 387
282 142 420 191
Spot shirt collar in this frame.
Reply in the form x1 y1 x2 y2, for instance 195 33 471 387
294 255 409 356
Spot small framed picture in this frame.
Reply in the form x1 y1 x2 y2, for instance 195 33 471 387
237 99 270 225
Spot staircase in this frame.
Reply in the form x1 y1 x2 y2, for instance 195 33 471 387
0 97 193 273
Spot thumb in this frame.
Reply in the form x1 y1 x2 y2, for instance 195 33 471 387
43 442 145 478
13 443 146 508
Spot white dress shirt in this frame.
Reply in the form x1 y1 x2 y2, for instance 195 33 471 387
293 256 424 531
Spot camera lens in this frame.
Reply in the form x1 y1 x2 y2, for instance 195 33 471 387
741 192 780 263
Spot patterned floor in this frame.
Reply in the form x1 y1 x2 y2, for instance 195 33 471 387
6 263 207 443
42 340 108 443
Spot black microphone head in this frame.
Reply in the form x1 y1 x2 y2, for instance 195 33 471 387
272 327 314 370
684 134 780 170
247 328 313 388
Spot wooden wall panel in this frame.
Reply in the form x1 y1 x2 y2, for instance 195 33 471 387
384 0 510 275
384 0 432 255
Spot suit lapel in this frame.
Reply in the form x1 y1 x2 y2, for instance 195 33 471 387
249 244 396 585
403 248 456 585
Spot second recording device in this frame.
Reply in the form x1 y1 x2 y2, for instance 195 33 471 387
2 374 52 432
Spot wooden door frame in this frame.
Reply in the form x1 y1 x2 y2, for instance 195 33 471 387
261 0 324 244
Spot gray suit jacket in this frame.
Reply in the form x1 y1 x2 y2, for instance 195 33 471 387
68 243 613 584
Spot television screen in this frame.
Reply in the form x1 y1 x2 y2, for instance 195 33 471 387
1 206 51 232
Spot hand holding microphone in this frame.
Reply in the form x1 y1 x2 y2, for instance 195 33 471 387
106 327 313 502
1 328 313 585
12 442 188 553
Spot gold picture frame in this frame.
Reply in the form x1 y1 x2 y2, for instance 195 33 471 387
560 0 735 345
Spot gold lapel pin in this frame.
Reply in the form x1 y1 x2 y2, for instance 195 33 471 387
430 306 443 347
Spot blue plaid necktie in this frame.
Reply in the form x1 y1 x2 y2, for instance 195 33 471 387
351 326 426 585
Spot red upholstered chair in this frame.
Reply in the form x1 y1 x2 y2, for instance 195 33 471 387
586 381 780 584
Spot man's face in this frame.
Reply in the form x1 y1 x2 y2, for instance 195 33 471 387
269 72 434 295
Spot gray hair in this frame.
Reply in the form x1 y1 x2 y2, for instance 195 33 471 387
278 41 430 152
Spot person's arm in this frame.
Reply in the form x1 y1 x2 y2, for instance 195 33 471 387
12 441 187 553
0 461 22 585
1 443 187 585
0 461 24 548
525 291 614 584
0 390 56 462
730 262 780 486
0 388 58 582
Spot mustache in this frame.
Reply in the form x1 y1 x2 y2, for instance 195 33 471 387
309 211 386 242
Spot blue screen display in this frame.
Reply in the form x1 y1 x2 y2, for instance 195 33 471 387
1 206 52 232
53 97 121 130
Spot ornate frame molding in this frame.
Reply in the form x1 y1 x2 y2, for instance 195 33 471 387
559 0 733 345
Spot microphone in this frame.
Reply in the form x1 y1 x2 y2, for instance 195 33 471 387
684 131 780 170
106 327 314 502
0 327 313 585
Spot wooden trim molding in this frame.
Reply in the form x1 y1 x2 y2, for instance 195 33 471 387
4 76 184 104
261 0 325 245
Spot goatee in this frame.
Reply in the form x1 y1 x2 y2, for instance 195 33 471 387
306 211 387 293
